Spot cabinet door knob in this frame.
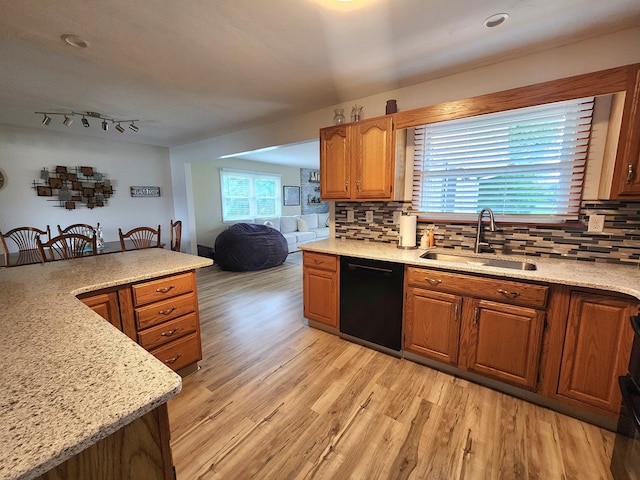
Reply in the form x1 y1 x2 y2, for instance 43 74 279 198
345 179 349 191
497 289 520 298
356 180 360 192
627 164 634 184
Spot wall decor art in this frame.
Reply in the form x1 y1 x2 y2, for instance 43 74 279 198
130 186 161 197
32 166 114 210
283 185 300 206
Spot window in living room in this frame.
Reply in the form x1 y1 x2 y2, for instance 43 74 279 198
412 96 595 223
220 168 282 222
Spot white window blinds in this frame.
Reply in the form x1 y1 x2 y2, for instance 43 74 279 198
412 97 595 222
219 168 282 222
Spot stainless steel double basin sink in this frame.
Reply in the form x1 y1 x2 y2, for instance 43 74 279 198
420 251 537 271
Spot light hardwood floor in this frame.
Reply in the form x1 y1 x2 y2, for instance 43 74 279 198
168 252 616 479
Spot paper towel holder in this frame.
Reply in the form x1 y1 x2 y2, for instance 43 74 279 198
397 213 418 250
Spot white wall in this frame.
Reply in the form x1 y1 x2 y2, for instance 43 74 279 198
191 158 301 247
0 124 174 249
171 27 640 254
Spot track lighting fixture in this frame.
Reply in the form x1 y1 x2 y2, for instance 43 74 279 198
34 111 140 135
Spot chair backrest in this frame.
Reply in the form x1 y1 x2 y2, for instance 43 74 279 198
0 226 51 266
36 233 97 262
58 223 97 237
170 219 182 252
118 225 161 251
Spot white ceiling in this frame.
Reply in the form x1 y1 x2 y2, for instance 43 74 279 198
0 0 639 167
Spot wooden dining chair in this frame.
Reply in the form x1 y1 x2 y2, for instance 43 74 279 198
118 225 161 251
0 226 51 267
170 219 182 252
57 223 97 237
36 233 97 262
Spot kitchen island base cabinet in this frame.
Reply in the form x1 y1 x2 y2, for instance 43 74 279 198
36 404 174 480
79 270 203 374
556 291 637 415
303 252 339 329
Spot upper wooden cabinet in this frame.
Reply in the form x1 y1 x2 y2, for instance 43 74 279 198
610 67 640 197
320 117 406 201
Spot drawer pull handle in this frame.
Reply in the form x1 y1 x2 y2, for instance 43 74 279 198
159 307 176 315
161 328 180 337
497 289 520 298
314 259 323 265
164 354 182 364
156 285 175 294
424 277 442 286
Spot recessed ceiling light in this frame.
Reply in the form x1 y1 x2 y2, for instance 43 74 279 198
61 34 89 48
483 13 509 28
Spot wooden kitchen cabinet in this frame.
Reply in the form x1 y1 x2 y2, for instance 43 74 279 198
319 116 406 201
556 291 637 414
610 65 640 198
404 266 548 390
303 251 339 328
463 299 545 389
80 290 122 331
78 270 203 375
404 287 462 365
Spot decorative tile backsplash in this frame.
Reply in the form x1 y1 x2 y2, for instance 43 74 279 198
334 200 640 265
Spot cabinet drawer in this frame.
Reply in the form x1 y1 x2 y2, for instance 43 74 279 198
303 252 337 272
149 332 201 371
135 293 196 330
137 312 198 350
406 267 548 309
132 272 195 307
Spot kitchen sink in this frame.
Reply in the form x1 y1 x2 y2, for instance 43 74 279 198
420 251 537 271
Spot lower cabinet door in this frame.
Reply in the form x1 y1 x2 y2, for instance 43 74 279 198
303 267 338 328
404 287 462 365
557 292 636 414
465 299 545 390
80 291 122 331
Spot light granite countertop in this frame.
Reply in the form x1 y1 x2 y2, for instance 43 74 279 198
0 248 213 480
300 238 640 300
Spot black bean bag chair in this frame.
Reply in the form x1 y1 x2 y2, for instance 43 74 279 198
214 223 288 271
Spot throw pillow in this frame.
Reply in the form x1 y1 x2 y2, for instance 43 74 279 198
318 212 330 227
297 217 309 232
326 217 330 227
264 221 274 227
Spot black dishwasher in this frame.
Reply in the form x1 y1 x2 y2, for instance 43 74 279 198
340 256 404 352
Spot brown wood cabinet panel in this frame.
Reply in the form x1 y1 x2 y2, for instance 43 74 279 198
135 293 196 330
320 125 351 200
405 266 548 309
132 272 195 307
303 266 339 328
464 299 545 390
404 287 461 365
303 251 338 272
150 332 202 371
80 291 122 330
137 312 198 350
557 292 636 414
36 404 174 480
353 117 394 199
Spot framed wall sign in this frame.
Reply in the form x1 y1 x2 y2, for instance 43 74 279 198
130 186 161 197
283 186 300 206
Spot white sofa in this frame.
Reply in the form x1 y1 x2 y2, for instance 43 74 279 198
254 213 330 252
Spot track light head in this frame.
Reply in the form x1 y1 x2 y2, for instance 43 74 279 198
115 123 125 133
129 122 139 132
63 115 73 127
42 114 51 126
101 119 108 131
81 117 90 128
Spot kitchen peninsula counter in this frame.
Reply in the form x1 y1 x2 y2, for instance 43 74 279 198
0 249 212 480
300 238 640 300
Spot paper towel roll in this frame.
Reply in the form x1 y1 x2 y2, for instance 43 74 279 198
398 215 417 248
